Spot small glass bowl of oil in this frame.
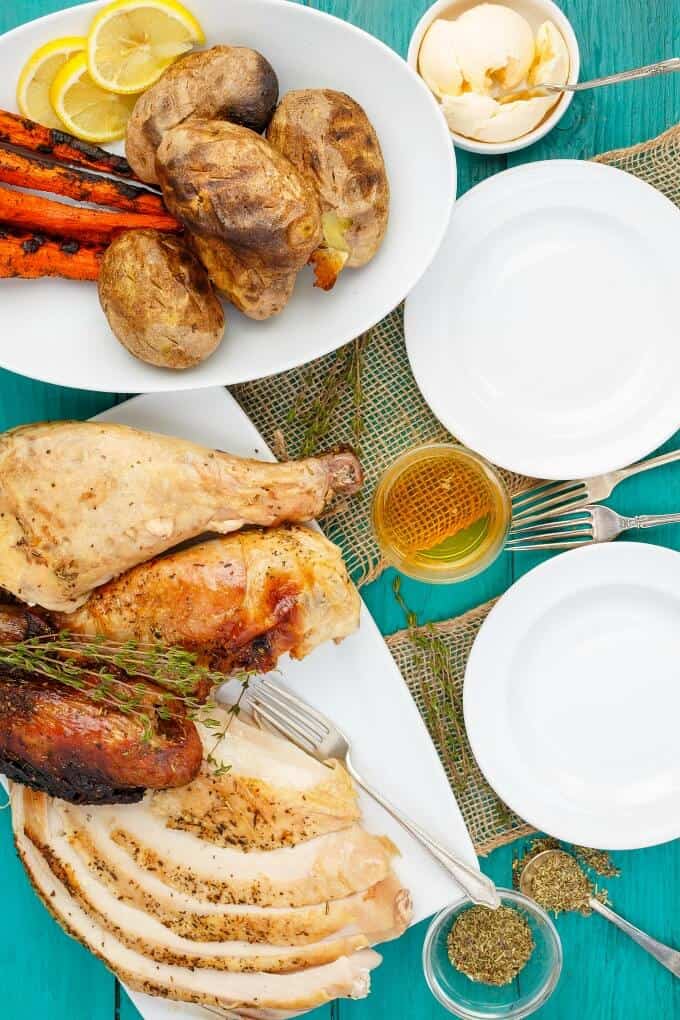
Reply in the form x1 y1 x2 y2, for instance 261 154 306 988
372 443 511 583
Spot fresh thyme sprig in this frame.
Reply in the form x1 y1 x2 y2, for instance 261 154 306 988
392 577 473 792
286 331 370 457
0 631 253 770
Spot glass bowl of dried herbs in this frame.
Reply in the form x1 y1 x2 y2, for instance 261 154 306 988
422 889 562 1018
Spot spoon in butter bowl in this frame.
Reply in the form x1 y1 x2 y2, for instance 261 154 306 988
520 849 680 977
499 56 680 103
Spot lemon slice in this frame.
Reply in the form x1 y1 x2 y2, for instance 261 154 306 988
87 0 205 94
50 52 138 142
17 36 86 128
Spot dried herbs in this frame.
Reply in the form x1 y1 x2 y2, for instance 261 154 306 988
525 850 592 915
512 837 560 890
514 839 617 917
574 845 621 878
447 905 535 986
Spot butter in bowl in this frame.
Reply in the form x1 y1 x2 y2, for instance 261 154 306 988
408 0 580 154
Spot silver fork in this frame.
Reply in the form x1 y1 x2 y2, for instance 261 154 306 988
507 505 680 551
243 677 500 908
511 448 680 525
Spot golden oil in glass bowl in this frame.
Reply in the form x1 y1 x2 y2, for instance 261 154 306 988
372 444 511 583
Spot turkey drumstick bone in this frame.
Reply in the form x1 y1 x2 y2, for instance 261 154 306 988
0 422 363 612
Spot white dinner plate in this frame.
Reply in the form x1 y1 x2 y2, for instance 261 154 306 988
0 0 455 392
464 542 680 850
2 386 476 1020
405 160 680 480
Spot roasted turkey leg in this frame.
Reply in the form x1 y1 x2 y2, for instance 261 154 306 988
0 422 362 612
58 525 360 676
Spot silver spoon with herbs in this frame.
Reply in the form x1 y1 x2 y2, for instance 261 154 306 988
519 848 680 977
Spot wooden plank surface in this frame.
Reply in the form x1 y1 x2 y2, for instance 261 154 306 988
1 1 680 1019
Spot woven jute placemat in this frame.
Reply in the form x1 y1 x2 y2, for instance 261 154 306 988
231 123 679 854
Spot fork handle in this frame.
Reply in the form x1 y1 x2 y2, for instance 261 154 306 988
614 448 680 484
625 512 680 530
345 758 500 908
557 57 680 92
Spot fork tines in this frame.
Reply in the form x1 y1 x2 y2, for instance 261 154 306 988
506 510 594 551
511 479 589 525
244 677 329 752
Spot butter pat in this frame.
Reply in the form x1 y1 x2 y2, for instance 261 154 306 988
418 18 463 97
442 90 558 142
418 3 570 143
452 4 535 92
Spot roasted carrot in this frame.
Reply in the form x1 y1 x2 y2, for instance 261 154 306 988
0 147 169 215
0 227 103 280
0 109 138 180
0 186 180 245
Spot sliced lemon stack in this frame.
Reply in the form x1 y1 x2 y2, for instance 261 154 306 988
15 0 204 141
87 0 205 94
50 52 139 143
16 36 86 128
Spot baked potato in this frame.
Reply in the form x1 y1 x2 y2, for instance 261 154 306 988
190 234 297 320
98 230 225 369
125 46 279 183
156 119 322 271
267 89 389 289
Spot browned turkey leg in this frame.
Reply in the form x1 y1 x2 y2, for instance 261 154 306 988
58 525 360 675
0 422 362 612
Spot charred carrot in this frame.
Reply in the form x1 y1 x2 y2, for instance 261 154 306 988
0 147 169 216
0 109 138 180
0 186 180 245
0 227 103 280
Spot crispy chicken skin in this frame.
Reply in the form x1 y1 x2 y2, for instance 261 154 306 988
0 422 362 612
0 669 202 804
59 526 360 675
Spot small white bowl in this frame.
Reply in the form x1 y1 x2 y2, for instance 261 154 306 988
407 0 580 155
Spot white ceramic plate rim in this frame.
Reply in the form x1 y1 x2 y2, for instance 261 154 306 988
0 0 456 391
2 385 476 1020
464 542 680 849
405 159 680 480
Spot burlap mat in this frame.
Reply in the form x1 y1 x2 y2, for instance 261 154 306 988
232 304 533 585
386 600 534 856
231 123 679 854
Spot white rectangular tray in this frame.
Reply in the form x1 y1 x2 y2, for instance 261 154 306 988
5 387 476 1020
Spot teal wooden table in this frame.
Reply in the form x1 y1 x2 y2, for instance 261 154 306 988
1 1 680 1018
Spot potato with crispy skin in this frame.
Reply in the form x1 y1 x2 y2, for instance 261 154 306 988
156 120 321 318
125 46 279 183
189 234 297 320
157 120 321 270
267 89 389 289
98 230 224 368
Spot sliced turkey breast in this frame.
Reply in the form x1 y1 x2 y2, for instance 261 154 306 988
150 715 359 850
22 788 372 973
14 792 380 1010
23 789 409 973
58 799 409 945
62 794 395 907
